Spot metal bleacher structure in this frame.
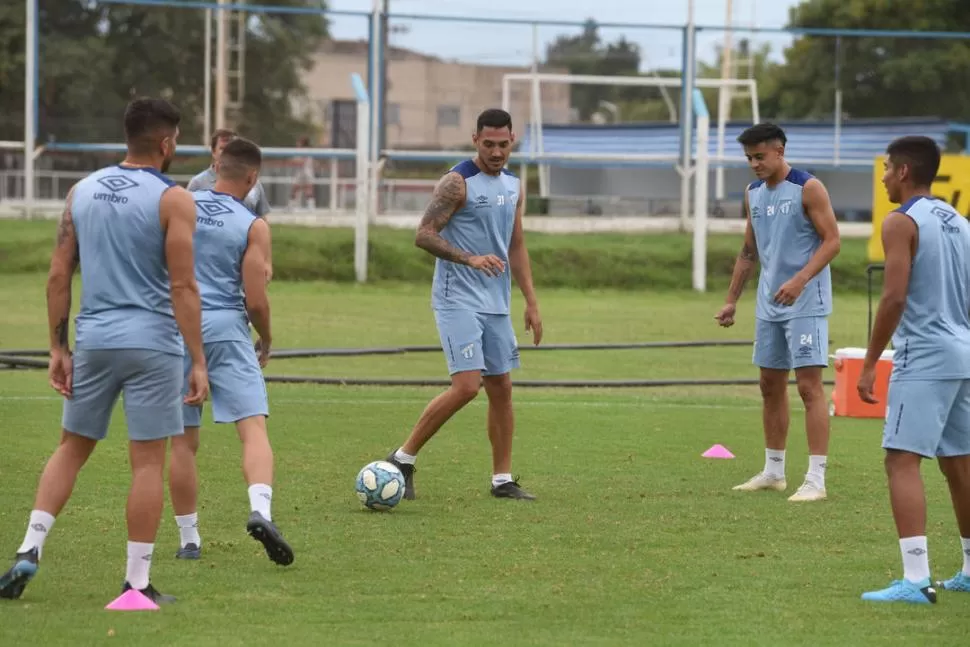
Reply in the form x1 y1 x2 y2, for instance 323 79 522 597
516 117 957 222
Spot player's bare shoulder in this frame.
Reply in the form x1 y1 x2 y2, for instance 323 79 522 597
419 171 467 232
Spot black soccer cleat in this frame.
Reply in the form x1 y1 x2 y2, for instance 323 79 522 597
122 580 177 605
491 479 537 501
386 452 416 500
0 547 39 600
175 543 201 560
246 511 294 566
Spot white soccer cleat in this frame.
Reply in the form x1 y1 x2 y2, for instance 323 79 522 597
787 480 827 502
732 472 787 492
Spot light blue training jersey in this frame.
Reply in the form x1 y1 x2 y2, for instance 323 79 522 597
430 159 519 315
890 196 970 381
748 167 833 322
187 166 270 218
191 189 257 344
72 164 182 355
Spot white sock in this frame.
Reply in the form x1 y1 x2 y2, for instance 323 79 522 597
764 449 786 478
248 484 273 522
900 536 931 584
492 473 513 487
17 510 56 558
394 448 417 465
125 541 154 591
175 513 201 548
807 455 827 487
961 537 970 577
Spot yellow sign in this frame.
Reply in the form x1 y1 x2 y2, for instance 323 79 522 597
869 154 970 261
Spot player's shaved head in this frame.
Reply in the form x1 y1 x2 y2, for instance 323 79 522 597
218 137 262 180
886 136 941 187
124 98 181 156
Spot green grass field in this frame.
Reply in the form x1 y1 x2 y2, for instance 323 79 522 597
1 271 969 646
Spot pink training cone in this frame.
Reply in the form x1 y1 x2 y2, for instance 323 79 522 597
702 444 735 459
105 588 160 611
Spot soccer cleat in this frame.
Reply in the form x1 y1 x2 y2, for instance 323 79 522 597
732 472 787 492
121 580 176 605
491 479 536 501
787 480 827 502
0 548 39 600
937 572 970 592
246 511 294 566
861 578 937 604
385 451 416 500
175 543 201 560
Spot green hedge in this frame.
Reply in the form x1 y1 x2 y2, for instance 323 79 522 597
0 219 877 292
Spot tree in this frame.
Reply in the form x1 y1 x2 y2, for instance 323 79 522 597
767 0 970 120
0 0 328 146
696 39 783 122
544 19 654 122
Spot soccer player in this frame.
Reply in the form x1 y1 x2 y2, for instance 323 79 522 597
859 136 970 603
168 137 293 566
188 128 272 219
715 122 841 502
385 108 543 501
0 98 208 603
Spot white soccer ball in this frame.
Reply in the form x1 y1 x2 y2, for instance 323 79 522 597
355 460 406 511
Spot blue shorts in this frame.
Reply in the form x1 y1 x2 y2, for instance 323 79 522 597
883 379 970 458
753 316 829 370
434 309 520 377
62 349 183 442
182 340 269 427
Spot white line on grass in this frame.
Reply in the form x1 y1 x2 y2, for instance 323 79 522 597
0 394 762 411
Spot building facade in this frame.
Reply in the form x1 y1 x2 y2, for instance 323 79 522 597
298 39 571 149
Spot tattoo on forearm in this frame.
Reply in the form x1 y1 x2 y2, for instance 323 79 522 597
739 241 757 262
54 317 69 349
727 242 757 300
55 200 80 264
415 173 470 264
728 263 754 301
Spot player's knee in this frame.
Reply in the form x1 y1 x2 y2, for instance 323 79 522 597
58 429 98 465
939 456 970 484
483 374 512 403
759 372 787 401
129 438 168 471
172 429 200 455
450 373 481 403
884 449 920 476
795 374 824 404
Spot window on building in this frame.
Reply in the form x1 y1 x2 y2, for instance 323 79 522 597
437 105 461 128
386 102 401 126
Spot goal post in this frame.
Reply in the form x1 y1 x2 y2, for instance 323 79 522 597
692 88 711 293
501 71 759 227
350 72 371 284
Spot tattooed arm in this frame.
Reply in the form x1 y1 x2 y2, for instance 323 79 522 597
47 186 80 352
414 172 470 264
725 193 759 305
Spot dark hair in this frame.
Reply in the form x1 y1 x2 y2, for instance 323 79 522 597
737 122 787 147
210 128 236 151
477 108 512 133
124 98 181 153
218 137 262 179
886 136 941 187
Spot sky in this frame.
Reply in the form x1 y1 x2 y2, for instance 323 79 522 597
323 0 803 70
